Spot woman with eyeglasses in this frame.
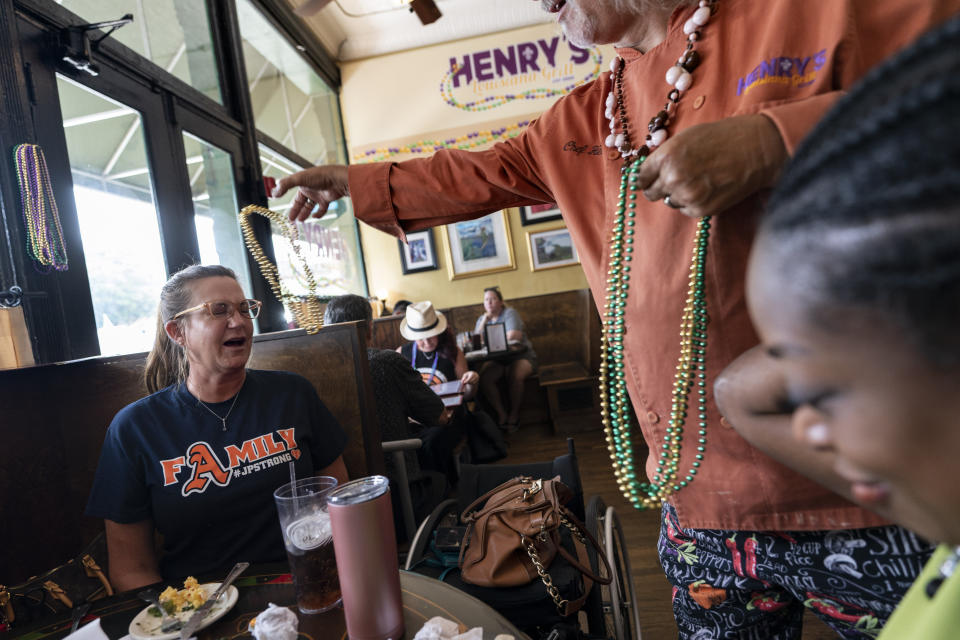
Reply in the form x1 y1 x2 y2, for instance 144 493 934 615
85 265 348 591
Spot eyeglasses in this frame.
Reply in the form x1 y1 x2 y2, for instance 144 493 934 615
172 299 262 321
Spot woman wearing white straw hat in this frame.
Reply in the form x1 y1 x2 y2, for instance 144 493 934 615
397 301 478 482
397 301 478 392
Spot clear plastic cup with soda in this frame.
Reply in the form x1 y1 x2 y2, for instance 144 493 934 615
273 476 340 614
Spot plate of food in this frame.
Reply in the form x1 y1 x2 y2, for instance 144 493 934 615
128 578 239 640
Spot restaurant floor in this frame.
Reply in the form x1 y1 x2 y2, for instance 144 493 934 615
496 420 839 640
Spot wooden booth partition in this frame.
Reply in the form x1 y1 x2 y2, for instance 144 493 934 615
0 324 383 585
247 325 384 479
374 289 603 433
371 314 404 352
441 289 600 370
0 352 147 586
373 289 600 369
443 289 603 433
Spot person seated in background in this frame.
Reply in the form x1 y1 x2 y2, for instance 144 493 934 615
398 301 478 394
398 301 478 481
474 287 536 431
716 18 960 638
86 265 348 591
323 294 449 522
391 299 412 317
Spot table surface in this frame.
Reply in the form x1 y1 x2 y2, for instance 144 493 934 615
464 347 527 365
15 566 524 640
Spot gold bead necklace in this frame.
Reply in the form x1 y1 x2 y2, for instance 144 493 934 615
238 205 324 334
600 1 716 510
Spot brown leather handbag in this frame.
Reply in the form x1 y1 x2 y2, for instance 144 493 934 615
458 476 611 616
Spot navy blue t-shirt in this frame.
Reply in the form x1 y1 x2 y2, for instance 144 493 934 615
85 369 347 580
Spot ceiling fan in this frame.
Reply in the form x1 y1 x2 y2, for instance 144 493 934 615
293 0 442 25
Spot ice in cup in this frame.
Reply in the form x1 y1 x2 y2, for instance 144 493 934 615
273 476 340 614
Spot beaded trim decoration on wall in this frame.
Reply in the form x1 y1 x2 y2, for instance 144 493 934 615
351 120 531 164
601 0 717 510
238 205 323 334
13 144 69 271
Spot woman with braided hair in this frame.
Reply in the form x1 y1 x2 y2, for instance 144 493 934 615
717 15 960 638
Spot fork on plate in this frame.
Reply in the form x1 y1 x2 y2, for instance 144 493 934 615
137 589 183 633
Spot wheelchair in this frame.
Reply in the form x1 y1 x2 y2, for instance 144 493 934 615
403 438 642 640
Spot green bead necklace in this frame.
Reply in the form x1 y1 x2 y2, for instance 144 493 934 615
600 2 716 510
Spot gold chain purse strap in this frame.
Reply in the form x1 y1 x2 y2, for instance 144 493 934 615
522 536 565 612
238 205 323 334
522 509 610 616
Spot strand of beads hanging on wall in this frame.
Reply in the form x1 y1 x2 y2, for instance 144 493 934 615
13 144 69 272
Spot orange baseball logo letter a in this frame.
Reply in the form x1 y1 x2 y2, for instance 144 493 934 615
181 442 232 496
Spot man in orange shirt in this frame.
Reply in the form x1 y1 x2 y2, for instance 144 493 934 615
274 1 958 636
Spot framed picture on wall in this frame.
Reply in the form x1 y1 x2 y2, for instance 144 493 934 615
519 203 562 226
527 226 580 271
443 211 516 280
398 229 439 274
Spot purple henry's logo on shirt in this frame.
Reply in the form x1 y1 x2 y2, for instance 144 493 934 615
736 48 827 96
159 428 300 497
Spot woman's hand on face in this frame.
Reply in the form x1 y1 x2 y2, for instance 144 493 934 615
461 370 479 386
635 114 788 218
714 344 791 422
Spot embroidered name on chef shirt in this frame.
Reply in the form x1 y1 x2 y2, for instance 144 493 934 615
737 49 827 97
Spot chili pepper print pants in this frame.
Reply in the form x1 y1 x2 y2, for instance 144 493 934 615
658 503 933 640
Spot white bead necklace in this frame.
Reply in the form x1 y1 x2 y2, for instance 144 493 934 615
604 0 715 158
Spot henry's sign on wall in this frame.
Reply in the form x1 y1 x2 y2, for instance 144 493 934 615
340 24 614 161
441 35 602 111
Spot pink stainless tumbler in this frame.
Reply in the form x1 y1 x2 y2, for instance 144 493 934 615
327 476 404 640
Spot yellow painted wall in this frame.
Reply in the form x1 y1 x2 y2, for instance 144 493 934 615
358 207 588 310
341 24 612 154
341 25 611 309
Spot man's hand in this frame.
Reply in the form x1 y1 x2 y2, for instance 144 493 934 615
635 114 787 218
461 370 479 386
272 165 350 222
